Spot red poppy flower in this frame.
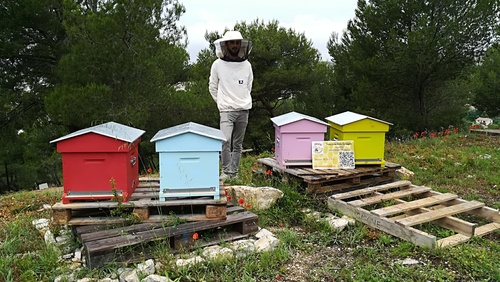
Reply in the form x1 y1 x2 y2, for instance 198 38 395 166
238 198 245 205
227 196 232 201
266 169 271 175
245 203 252 209
147 168 152 173
192 232 199 240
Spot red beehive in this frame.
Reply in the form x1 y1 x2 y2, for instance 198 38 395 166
50 122 145 204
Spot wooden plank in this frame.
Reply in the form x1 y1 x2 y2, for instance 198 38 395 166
52 197 226 210
437 234 470 248
475 222 500 236
311 175 394 194
376 190 476 236
437 222 500 248
297 168 338 176
428 195 500 223
84 211 258 254
371 193 458 216
348 186 432 207
327 198 436 248
76 206 245 242
330 180 412 200
395 201 485 227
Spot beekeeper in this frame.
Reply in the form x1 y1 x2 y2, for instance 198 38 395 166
208 30 253 180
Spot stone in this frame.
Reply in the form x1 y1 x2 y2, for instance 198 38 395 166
176 256 205 267
141 274 172 282
32 218 50 231
254 235 279 252
202 245 234 260
326 217 349 231
396 166 414 179
137 259 155 276
255 228 274 239
226 186 283 210
119 269 139 282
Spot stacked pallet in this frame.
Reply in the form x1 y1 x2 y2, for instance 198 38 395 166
51 178 259 268
258 157 401 194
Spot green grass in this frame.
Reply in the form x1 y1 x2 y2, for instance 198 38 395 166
0 131 499 281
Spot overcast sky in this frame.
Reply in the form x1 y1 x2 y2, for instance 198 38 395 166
178 0 358 62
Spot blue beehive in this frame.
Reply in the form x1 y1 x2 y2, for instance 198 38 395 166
150 122 226 201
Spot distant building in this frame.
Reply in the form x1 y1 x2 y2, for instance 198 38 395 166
475 117 493 127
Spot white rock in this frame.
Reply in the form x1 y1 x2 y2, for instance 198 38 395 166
176 256 205 267
226 186 283 210
54 273 75 282
74 249 82 261
62 253 73 260
326 217 349 231
137 259 156 275
32 218 50 231
396 166 414 179
255 228 274 239
44 229 56 245
342 215 356 225
97 278 119 282
230 239 256 253
119 269 139 282
202 245 234 260
254 235 279 252
141 274 172 282
76 278 92 282
401 258 420 265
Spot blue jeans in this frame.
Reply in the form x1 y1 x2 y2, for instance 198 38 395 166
220 110 249 175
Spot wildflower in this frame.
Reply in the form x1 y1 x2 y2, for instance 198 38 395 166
454 128 459 133
266 169 272 175
227 196 232 201
245 203 252 209
276 274 281 279
413 132 419 138
238 198 245 206
271 147 275 151
147 168 152 173
192 232 199 240
224 189 228 196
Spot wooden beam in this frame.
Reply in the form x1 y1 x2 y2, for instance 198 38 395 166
330 180 412 200
348 186 432 207
371 193 458 216
395 201 485 227
327 197 436 248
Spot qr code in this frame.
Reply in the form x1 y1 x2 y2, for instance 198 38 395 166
339 151 355 169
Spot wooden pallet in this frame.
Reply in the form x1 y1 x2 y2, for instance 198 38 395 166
52 178 228 225
73 206 258 269
257 157 401 194
327 180 500 248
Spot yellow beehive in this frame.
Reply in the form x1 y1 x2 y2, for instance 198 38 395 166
325 111 392 167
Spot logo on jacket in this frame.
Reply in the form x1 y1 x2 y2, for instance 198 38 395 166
238 79 244 84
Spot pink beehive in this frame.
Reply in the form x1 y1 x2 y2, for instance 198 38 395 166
271 112 329 168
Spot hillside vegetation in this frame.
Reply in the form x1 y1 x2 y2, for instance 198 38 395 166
0 131 499 281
